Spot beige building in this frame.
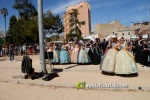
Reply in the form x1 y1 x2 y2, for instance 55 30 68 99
63 2 91 38
94 20 129 37
112 21 150 40
113 30 137 40
130 22 150 37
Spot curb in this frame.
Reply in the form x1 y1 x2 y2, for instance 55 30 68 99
0 78 150 91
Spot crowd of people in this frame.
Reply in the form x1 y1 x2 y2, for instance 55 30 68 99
45 38 102 65
45 36 150 75
0 36 150 74
0 44 39 61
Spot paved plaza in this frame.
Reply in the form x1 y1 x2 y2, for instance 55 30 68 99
0 55 150 100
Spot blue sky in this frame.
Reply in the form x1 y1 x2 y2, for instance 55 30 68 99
0 0 150 33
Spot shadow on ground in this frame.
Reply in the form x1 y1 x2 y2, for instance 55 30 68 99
64 64 79 69
101 71 138 77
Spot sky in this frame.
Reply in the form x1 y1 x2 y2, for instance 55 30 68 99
0 0 150 33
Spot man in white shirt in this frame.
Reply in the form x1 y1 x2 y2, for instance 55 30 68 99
23 44 26 55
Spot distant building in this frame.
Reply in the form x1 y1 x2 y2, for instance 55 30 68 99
112 30 137 40
63 2 91 39
94 20 129 37
130 21 150 39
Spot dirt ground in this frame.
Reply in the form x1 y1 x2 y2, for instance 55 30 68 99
0 55 150 100
0 82 150 100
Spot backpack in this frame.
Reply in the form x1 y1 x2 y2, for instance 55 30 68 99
21 56 32 74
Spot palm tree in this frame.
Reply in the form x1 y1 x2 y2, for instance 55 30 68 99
0 8 8 36
67 9 85 40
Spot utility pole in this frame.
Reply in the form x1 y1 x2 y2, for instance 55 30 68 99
37 0 46 73
148 8 150 40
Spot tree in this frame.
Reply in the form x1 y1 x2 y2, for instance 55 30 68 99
6 15 17 44
10 0 63 44
7 0 39 44
7 16 39 44
43 11 64 37
67 9 85 40
0 30 5 44
0 8 8 36
13 0 37 20
9 15 17 28
0 37 4 44
23 18 39 43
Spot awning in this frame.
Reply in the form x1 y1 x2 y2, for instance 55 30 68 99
131 35 139 39
142 34 148 38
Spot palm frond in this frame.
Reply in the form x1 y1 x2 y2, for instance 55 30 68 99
79 21 85 25
70 23 75 27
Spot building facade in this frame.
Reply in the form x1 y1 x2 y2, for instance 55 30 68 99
130 22 150 39
63 2 91 38
112 30 137 40
94 20 129 37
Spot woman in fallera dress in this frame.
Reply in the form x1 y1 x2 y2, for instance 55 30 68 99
78 45 91 64
114 37 138 75
71 44 80 63
51 43 59 64
59 44 70 64
66 43 72 59
100 37 118 73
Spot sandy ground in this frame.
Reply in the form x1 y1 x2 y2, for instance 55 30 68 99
0 55 150 100
0 81 150 100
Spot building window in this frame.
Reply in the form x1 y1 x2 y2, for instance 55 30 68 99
128 32 130 35
122 33 124 36
115 33 117 36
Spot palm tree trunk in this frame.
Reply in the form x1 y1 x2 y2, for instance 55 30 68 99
5 17 6 34
4 16 6 43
